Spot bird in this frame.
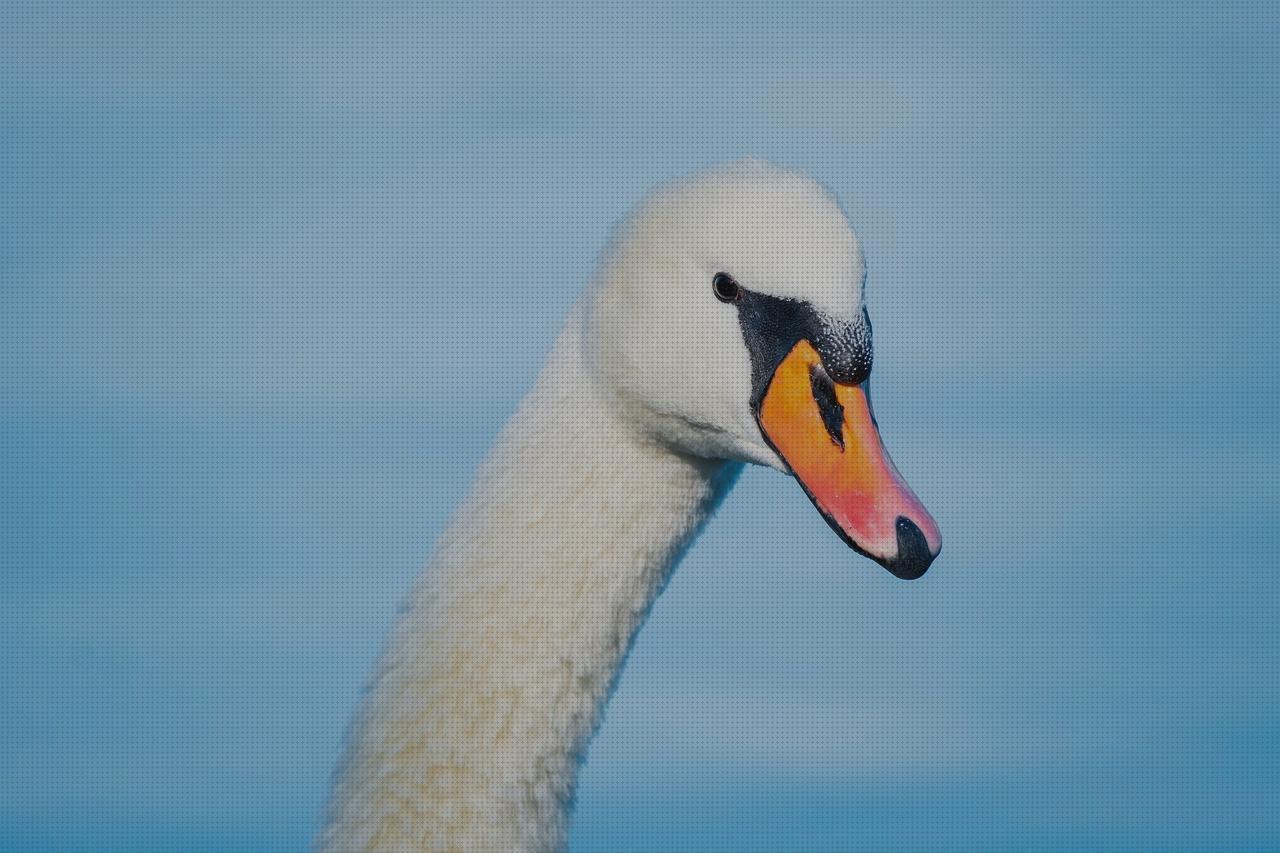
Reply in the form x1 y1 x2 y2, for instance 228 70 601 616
318 158 941 852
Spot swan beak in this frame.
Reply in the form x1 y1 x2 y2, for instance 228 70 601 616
756 339 941 579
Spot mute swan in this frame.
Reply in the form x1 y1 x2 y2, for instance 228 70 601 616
319 159 941 852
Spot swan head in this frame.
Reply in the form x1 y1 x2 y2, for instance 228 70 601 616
584 158 940 579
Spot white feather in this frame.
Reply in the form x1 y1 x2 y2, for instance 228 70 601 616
319 159 869 852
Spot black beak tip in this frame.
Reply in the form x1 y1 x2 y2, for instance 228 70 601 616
880 516 937 580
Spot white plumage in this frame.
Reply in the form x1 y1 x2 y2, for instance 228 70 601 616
320 160 890 852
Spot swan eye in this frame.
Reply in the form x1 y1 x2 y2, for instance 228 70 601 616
712 272 740 303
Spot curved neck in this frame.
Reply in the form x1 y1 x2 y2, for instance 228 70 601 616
320 312 739 853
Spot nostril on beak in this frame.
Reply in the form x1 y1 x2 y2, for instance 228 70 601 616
882 516 936 580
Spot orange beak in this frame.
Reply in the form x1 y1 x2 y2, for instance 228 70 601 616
756 339 941 579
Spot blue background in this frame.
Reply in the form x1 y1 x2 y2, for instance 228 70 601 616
3 2 1277 850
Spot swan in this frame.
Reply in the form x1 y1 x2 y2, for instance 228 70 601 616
318 158 941 852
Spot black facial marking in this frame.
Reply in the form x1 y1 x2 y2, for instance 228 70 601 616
730 286 873 411
736 290 814 407
808 364 846 449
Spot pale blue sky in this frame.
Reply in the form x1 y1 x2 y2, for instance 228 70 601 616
2 2 1277 851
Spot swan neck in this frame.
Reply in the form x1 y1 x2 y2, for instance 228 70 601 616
321 312 738 852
